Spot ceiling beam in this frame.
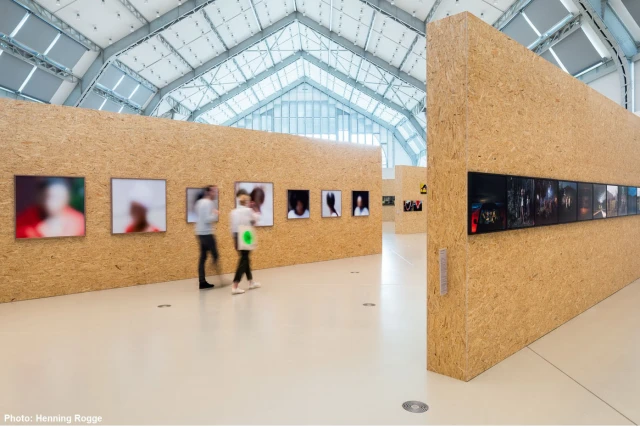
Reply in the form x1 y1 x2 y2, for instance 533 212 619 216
301 53 425 146
144 12 425 116
0 32 78 82
216 76 417 165
116 0 148 25
143 13 297 116
63 0 219 107
425 0 445 24
189 53 300 121
246 0 263 31
297 14 425 90
530 14 582 55
12 0 100 51
493 0 534 30
571 0 632 110
357 0 425 37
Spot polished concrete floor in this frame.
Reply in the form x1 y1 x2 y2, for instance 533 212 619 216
1 223 638 425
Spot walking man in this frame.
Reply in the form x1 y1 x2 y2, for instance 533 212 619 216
195 186 221 289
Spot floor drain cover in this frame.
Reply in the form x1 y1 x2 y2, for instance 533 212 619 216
402 401 429 413
157 304 171 308
363 303 376 306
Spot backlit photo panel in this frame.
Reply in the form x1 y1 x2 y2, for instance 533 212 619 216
618 186 628 216
628 187 637 215
607 185 618 218
558 181 578 224
534 179 558 226
468 173 506 235
577 183 593 221
507 176 534 229
593 184 607 219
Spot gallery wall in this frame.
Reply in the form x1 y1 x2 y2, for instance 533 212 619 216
0 99 382 304
427 13 640 381
395 166 427 234
382 179 395 222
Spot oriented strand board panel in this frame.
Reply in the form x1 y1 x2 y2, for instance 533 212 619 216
427 13 640 381
395 166 427 234
382 179 395 221
426 13 470 380
0 99 382 304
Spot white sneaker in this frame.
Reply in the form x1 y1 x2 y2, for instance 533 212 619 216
248 282 261 290
232 287 245 295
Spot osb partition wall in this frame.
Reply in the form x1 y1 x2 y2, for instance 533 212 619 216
427 13 640 381
382 179 395 221
0 100 382 304
395 166 427 234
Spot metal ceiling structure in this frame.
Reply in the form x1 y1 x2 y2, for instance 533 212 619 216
1 0 639 167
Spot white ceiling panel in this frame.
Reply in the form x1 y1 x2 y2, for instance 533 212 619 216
390 0 437 21
53 0 143 48
119 38 172 73
177 36 221 68
431 0 511 24
128 0 179 23
255 0 296 26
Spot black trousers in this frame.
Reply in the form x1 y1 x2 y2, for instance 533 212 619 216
198 234 220 284
232 232 253 283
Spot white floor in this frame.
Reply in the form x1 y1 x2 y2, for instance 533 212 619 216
0 222 638 425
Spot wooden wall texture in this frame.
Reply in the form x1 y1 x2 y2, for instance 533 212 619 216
427 13 640 380
395 166 427 234
0 100 382 304
382 179 395 221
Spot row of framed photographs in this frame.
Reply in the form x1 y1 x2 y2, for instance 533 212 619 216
468 172 640 235
13 175 372 240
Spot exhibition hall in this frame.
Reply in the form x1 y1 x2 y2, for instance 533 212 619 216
1 0 640 425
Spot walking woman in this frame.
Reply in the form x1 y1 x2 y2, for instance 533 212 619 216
230 189 261 295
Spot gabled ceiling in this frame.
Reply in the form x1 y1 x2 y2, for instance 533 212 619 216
2 0 640 160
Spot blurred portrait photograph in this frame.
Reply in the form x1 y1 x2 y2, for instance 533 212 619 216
187 187 218 223
235 182 274 227
322 190 342 218
288 190 310 219
352 191 370 217
15 176 85 239
112 178 167 234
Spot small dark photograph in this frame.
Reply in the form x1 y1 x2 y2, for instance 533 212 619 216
593 184 607 219
506 176 534 229
607 185 618 218
382 196 395 206
618 186 628 216
558 181 577 224
636 187 640 214
534 179 558 226
577 183 593 221
628 187 638 215
468 173 506 235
